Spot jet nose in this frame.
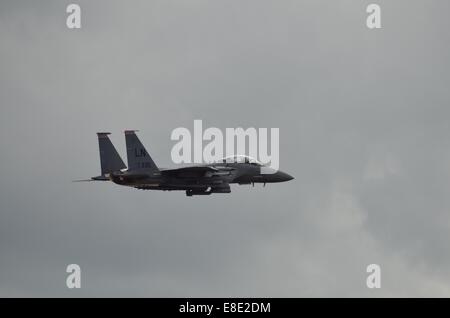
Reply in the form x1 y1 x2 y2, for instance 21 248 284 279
278 171 294 182
259 167 294 183
264 170 294 182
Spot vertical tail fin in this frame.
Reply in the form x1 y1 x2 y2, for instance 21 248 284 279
124 130 159 172
97 132 126 175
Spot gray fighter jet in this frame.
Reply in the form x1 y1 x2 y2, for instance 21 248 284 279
85 131 293 196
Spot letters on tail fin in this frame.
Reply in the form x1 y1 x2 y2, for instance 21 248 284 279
97 132 127 176
124 130 159 172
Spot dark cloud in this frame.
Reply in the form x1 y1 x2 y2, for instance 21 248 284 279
1 0 450 296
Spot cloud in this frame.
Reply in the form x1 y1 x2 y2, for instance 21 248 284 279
1 0 450 297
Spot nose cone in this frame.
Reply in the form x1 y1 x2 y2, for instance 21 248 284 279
277 171 294 182
261 170 294 183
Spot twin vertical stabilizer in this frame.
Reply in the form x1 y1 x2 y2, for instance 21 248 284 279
94 131 158 178
124 130 159 172
96 132 126 176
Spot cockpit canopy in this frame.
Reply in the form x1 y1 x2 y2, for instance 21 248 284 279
220 155 264 166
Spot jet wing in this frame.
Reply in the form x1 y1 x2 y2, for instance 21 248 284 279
161 166 234 178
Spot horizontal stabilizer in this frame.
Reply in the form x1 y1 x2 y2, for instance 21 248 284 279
72 175 110 182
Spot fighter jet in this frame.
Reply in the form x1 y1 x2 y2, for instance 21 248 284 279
83 131 293 196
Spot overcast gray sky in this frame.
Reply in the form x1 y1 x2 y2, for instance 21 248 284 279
1 0 450 297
